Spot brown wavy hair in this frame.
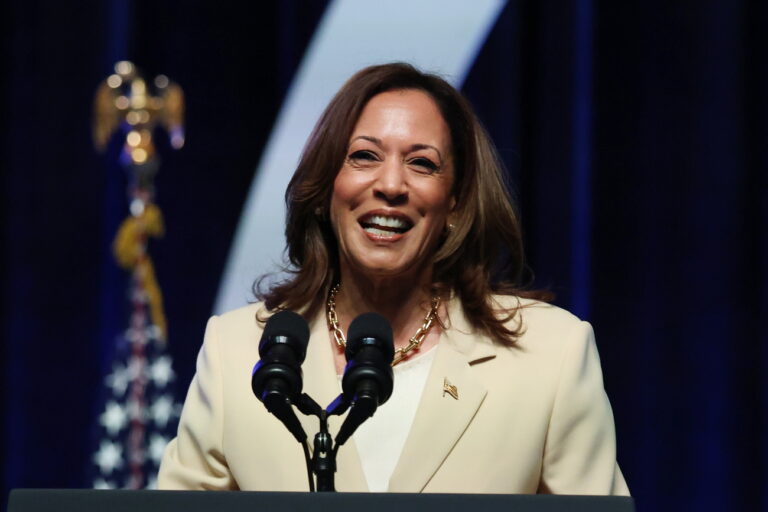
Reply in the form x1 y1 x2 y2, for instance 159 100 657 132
257 62 550 345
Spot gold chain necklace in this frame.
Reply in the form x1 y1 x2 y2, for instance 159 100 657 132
326 283 441 366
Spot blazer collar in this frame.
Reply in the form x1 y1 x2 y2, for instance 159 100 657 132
388 296 497 492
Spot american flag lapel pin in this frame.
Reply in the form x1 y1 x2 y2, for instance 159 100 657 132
443 377 459 400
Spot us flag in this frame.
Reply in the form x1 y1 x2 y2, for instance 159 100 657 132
89 273 181 489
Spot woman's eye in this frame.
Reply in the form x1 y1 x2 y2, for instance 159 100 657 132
348 150 377 161
410 157 439 172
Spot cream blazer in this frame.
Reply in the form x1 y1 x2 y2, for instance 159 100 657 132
158 296 629 495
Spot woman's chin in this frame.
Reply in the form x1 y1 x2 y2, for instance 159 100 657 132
347 259 424 282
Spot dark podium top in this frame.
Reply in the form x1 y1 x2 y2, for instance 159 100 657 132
9 489 634 512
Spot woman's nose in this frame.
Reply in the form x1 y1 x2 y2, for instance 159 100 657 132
373 158 408 204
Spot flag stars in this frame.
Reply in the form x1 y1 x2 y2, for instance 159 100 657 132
148 433 169 464
92 297 182 489
149 356 175 387
94 441 123 474
150 394 176 427
99 401 128 435
105 365 129 396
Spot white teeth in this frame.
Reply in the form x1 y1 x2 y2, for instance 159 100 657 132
368 215 409 229
364 227 397 237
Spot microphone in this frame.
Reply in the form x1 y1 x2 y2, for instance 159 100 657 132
251 310 309 443
335 312 394 446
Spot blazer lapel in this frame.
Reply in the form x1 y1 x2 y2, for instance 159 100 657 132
298 311 368 492
388 297 496 492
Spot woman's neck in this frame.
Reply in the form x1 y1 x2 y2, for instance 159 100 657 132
334 265 436 351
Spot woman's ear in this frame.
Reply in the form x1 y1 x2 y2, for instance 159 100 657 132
446 205 457 233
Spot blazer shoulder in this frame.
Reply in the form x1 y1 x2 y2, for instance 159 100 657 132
490 294 589 352
208 302 269 350
216 301 268 323
490 294 583 328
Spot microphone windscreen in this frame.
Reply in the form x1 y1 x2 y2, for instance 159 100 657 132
346 312 394 361
260 310 310 360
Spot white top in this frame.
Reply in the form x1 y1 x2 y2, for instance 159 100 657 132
349 346 438 492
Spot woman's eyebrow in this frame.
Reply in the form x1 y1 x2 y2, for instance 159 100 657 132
351 135 383 147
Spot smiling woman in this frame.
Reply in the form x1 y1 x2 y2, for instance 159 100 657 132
158 63 630 495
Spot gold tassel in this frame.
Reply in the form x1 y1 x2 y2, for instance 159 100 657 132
113 203 168 343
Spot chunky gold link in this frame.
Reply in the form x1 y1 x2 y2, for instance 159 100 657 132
327 283 346 348
327 284 440 367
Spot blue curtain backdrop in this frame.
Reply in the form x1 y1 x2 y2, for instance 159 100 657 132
1 1 766 511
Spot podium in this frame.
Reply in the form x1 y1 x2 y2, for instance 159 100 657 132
8 489 634 512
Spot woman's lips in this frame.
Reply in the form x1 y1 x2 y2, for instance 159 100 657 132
362 229 405 242
358 212 413 241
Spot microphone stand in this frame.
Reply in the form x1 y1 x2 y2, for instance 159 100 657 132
296 393 345 492
297 391 372 492
312 410 335 491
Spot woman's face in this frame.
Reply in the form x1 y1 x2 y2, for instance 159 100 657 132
330 89 455 281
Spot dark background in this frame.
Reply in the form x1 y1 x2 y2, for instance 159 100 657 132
2 1 766 511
